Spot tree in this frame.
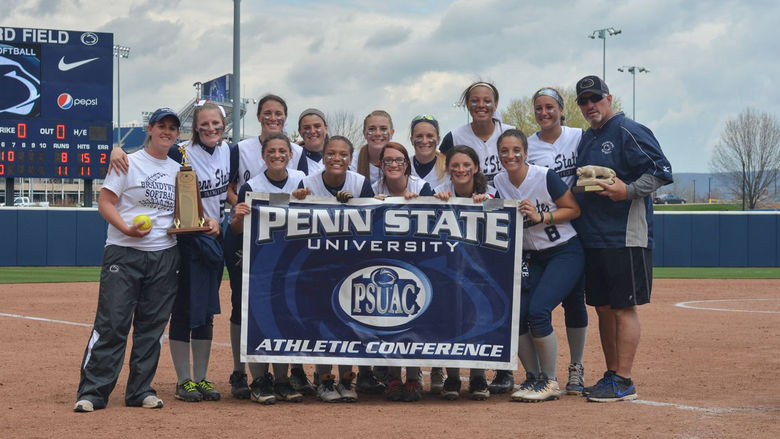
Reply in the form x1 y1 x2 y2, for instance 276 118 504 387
710 108 780 210
501 86 622 135
326 110 365 148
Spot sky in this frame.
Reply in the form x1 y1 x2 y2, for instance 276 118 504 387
3 0 779 173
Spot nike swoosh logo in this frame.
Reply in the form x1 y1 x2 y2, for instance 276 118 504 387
58 57 99 71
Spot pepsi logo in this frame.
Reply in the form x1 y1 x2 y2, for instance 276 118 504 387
333 263 432 329
57 93 73 109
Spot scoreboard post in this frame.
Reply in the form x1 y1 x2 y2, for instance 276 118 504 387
0 26 113 206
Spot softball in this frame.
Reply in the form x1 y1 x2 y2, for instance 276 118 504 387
133 214 152 231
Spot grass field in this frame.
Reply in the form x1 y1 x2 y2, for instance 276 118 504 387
2 266 779 284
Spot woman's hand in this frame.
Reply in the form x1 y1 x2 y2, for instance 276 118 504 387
108 146 129 176
205 217 220 236
472 193 489 203
434 191 452 201
519 199 543 224
292 188 311 200
403 190 419 200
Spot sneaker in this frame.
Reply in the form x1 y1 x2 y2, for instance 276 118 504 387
468 376 490 401
566 363 585 395
229 371 251 400
250 373 276 405
518 373 560 403
441 376 462 400
583 370 615 396
141 395 164 409
488 370 515 394
357 370 386 394
429 368 445 394
587 375 637 402
274 380 304 403
195 379 221 401
337 372 358 402
384 378 404 402
510 372 538 401
175 379 203 402
373 366 390 384
402 379 423 402
289 367 316 396
317 374 342 403
73 400 94 412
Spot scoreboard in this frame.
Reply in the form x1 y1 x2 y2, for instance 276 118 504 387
0 26 113 179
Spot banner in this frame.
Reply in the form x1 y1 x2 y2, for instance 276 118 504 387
241 194 522 369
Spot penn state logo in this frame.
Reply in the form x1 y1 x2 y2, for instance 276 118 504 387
333 262 432 329
0 44 41 116
579 77 595 89
601 141 615 154
57 93 73 109
80 32 99 46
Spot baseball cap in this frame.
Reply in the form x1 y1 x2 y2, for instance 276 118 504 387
298 108 327 128
576 75 609 98
148 107 181 127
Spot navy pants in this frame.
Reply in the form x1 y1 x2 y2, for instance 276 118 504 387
520 238 585 338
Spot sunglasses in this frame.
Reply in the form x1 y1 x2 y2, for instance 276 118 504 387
576 94 606 106
413 114 437 122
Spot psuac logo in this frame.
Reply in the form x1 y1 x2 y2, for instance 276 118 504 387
601 141 615 154
333 263 432 329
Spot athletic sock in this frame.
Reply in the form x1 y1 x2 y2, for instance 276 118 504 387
469 368 485 378
230 322 244 372
446 368 460 380
248 362 270 380
337 365 353 378
272 363 289 382
405 367 421 382
533 332 558 380
358 365 372 374
517 332 540 375
169 340 191 384
191 338 212 383
388 366 402 381
566 326 587 365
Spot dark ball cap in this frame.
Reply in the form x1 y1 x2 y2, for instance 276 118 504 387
148 107 181 127
576 75 609 98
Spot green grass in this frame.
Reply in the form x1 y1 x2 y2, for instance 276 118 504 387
653 203 743 211
0 266 231 284
2 266 778 283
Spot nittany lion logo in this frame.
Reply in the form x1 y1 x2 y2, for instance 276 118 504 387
0 44 41 117
334 263 431 329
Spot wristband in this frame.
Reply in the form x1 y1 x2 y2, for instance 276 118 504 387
549 211 554 225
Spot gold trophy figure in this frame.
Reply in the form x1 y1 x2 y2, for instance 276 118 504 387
167 144 211 234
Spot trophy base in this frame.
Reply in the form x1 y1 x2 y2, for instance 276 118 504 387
572 185 605 193
167 226 212 235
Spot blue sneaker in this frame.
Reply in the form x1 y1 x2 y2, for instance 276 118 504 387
587 375 637 402
583 370 615 396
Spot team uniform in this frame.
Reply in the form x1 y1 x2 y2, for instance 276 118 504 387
76 149 181 410
439 120 515 182
411 155 448 189
300 170 374 198
372 174 434 197
433 180 497 198
349 150 382 185
574 112 673 308
493 165 585 401
234 136 306 189
167 139 234 400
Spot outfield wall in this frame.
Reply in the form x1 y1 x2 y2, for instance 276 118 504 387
1 209 779 267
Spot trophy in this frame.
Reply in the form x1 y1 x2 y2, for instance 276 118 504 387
572 165 616 193
167 145 211 234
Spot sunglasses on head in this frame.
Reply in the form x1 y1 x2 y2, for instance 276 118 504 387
413 114 437 122
576 94 606 106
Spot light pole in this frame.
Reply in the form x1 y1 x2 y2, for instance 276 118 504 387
589 27 621 82
113 45 130 149
240 97 257 140
617 66 649 120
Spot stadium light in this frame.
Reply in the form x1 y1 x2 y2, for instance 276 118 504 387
588 27 621 81
113 45 131 149
617 66 649 120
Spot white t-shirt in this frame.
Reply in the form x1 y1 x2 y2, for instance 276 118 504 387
180 140 231 221
236 136 305 188
448 121 515 180
526 125 583 187
102 149 179 251
492 165 577 251
373 174 430 196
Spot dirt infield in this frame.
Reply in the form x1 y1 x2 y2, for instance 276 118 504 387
1 279 778 438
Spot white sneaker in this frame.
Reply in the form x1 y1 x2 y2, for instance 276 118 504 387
317 374 342 403
142 395 164 409
519 374 560 402
337 372 358 402
429 368 445 394
510 372 538 401
74 400 94 412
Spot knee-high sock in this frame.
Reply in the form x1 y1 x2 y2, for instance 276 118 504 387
273 363 289 382
169 340 191 384
338 365 353 378
469 368 485 378
533 332 558 380
388 366 402 380
230 322 244 372
191 339 212 382
446 368 460 379
566 326 587 365
517 332 541 375
248 362 269 380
